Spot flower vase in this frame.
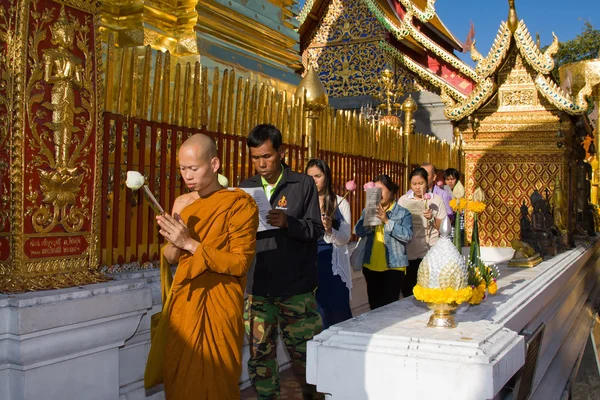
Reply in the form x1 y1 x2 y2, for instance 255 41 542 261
426 302 459 328
469 212 481 264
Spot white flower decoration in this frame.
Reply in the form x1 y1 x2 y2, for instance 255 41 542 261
126 171 145 190
218 174 229 188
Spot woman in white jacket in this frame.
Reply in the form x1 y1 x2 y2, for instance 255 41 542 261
306 159 353 328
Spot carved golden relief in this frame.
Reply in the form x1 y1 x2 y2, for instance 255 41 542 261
25 4 94 234
312 0 386 44
306 0 394 97
1 0 105 292
500 90 534 107
0 0 16 238
496 51 541 111
310 42 386 97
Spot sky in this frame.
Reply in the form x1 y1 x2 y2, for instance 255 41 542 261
435 0 599 65
296 0 600 66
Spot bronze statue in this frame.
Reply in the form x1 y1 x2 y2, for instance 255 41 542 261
550 176 570 251
530 190 557 256
519 200 543 256
551 176 567 231
574 145 596 236
508 239 542 268
512 239 536 258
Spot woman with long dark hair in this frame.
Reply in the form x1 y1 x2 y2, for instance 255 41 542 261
445 167 465 248
305 159 353 328
399 167 448 297
354 175 413 310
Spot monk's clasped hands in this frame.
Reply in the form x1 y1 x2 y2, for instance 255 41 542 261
156 213 198 253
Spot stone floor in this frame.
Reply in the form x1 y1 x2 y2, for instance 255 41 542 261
572 318 600 400
240 368 305 400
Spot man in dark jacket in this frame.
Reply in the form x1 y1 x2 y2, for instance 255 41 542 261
240 124 324 400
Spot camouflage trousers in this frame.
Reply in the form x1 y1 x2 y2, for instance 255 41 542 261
245 292 323 400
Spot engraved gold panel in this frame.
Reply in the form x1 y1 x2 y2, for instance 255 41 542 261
0 0 105 292
465 152 565 248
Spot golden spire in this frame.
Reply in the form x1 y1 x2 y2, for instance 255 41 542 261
507 0 518 33
295 66 329 111
401 95 417 113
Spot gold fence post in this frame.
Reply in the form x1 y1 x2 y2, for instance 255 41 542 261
402 96 417 190
453 126 464 175
295 67 328 159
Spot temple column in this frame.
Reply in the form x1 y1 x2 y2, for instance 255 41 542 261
402 96 417 191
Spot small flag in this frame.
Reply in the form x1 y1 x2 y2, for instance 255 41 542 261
463 21 475 53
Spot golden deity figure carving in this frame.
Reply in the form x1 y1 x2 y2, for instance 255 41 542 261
588 150 599 206
25 4 90 234
42 5 83 171
587 147 600 231
551 175 567 232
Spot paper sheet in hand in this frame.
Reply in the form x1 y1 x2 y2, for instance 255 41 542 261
235 187 279 232
364 187 382 226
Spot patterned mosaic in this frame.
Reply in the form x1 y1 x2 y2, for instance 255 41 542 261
465 152 564 248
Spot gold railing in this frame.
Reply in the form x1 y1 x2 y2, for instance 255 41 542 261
101 43 461 268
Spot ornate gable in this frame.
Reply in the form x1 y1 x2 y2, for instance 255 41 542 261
300 0 474 100
304 0 389 97
443 15 591 121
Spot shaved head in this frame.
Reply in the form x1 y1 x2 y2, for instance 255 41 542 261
178 134 221 196
180 134 218 162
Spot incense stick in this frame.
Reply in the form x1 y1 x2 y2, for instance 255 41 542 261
142 185 165 214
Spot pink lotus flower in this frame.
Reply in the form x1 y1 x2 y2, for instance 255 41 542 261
345 180 357 192
328 180 358 218
363 181 376 190
423 192 432 208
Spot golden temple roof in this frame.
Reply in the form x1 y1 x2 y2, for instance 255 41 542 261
406 0 462 50
362 0 476 98
441 2 592 121
299 0 461 49
298 0 476 101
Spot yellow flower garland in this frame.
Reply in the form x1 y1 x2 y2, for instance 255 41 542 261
449 198 468 212
468 286 486 305
467 201 486 214
413 285 473 305
488 281 498 295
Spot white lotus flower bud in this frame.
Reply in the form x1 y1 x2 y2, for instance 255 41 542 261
472 187 486 202
126 171 145 190
218 174 229 187
453 181 465 199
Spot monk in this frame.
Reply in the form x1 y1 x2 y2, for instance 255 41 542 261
155 134 259 399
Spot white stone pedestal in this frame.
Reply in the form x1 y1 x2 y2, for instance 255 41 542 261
0 280 152 400
308 241 600 399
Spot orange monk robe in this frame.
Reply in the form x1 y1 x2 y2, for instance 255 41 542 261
163 189 258 400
